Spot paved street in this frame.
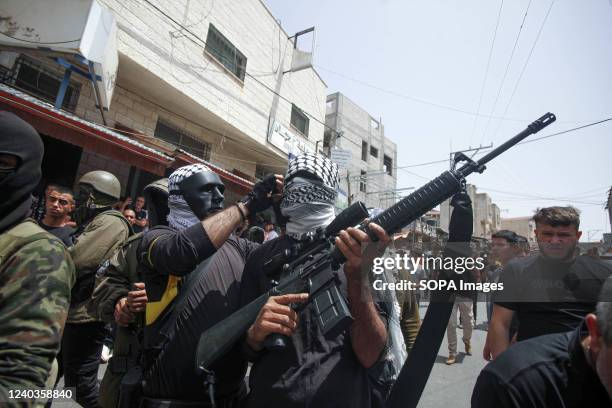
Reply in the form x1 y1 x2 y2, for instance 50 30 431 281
417 302 489 408
52 301 489 408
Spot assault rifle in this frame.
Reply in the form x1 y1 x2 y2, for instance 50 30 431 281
195 113 556 388
195 200 369 374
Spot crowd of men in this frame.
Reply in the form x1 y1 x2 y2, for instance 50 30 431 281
1 109 612 408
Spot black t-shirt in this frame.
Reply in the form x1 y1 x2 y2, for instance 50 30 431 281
240 235 388 408
494 255 612 340
472 324 611 408
39 222 74 247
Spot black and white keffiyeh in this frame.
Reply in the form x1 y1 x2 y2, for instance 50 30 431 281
167 164 212 230
281 154 339 239
285 152 339 189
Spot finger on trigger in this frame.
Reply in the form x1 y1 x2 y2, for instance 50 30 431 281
275 293 309 305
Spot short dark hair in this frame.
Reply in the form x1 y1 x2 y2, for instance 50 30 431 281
533 206 580 229
49 185 74 198
515 235 528 244
491 229 519 244
248 226 265 244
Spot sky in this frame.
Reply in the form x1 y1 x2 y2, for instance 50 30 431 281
264 0 612 241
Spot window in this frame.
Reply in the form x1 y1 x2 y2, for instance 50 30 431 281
359 170 367 193
384 155 393 176
370 118 380 130
205 24 247 81
326 99 336 114
370 146 378 158
290 104 309 137
5 56 80 112
361 141 368 161
154 119 211 160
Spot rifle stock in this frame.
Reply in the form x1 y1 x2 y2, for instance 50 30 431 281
195 293 268 372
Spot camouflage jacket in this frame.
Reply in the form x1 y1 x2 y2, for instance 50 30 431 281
68 211 130 323
0 219 75 407
92 233 144 324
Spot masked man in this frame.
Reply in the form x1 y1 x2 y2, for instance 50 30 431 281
240 153 391 408
63 170 132 407
0 112 75 406
94 163 281 407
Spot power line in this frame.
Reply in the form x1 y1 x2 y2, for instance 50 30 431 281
470 0 505 146
319 65 545 124
317 64 607 125
396 158 449 169
479 186 604 205
0 31 81 45
491 0 556 141
134 1 611 177
139 0 340 139
113 83 289 168
518 117 612 145
480 0 533 145
396 116 612 169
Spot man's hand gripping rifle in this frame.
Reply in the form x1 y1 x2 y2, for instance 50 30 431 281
195 200 370 373
195 112 556 386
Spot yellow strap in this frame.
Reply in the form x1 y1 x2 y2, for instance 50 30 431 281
145 275 181 325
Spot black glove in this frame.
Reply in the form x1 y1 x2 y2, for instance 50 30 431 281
240 174 278 215
448 191 473 243
437 190 474 287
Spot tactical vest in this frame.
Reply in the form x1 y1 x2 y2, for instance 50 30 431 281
97 233 148 408
71 210 133 305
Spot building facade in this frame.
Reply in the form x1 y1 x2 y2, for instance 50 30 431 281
501 216 537 248
439 184 500 240
324 92 397 209
0 0 327 201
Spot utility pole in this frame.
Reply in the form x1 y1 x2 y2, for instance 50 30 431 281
448 144 493 170
346 171 352 205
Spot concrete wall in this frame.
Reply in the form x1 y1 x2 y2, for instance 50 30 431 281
440 184 500 240
501 217 537 246
325 92 397 208
98 0 327 165
75 150 131 196
2 0 328 181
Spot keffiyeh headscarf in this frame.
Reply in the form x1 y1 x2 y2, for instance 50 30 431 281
167 163 211 230
281 153 339 240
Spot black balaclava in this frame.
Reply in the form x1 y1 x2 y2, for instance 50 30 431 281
0 111 43 232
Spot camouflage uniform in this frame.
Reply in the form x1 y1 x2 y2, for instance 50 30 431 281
0 219 75 407
60 211 129 408
92 233 144 408
69 211 131 323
